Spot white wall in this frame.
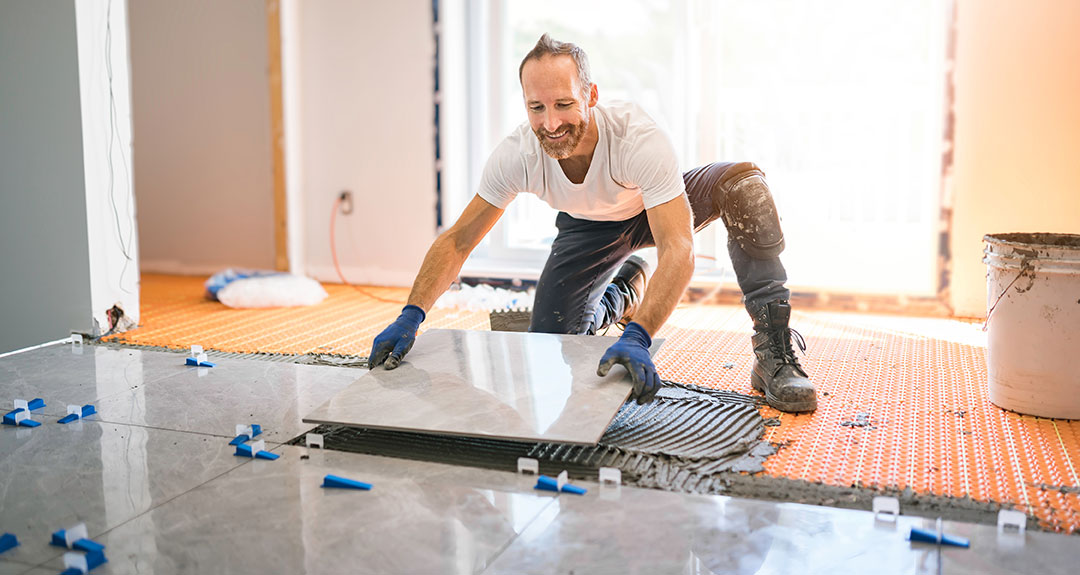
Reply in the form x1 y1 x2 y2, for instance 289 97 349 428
951 0 1080 317
281 0 305 275
75 0 140 332
129 0 276 275
289 0 437 286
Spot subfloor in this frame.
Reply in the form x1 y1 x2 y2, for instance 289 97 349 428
1 343 1078 574
103 274 1080 534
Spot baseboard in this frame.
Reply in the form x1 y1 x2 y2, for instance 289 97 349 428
139 260 227 276
305 265 416 288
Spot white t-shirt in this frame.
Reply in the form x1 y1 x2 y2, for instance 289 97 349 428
477 101 685 221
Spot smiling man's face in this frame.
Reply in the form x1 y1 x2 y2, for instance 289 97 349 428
520 54 596 159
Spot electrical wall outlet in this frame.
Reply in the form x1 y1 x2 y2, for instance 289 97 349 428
339 190 353 215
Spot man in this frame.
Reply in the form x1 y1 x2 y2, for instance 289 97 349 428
369 34 815 413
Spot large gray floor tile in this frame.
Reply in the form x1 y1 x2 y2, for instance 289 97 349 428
0 560 36 575
0 344 194 417
935 520 1076 575
90 356 361 441
305 329 657 444
483 481 1079 575
45 446 557 574
0 563 52 575
0 417 251 565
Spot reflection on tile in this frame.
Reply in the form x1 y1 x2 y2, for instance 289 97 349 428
934 518 1080 575
91 356 362 440
0 344 188 417
0 417 249 565
46 447 557 574
305 330 657 444
487 483 1080 575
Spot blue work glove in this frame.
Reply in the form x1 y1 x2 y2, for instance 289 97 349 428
596 322 661 404
369 305 426 370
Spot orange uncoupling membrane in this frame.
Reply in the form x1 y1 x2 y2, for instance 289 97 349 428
105 274 489 356
108 274 1080 532
657 306 1080 533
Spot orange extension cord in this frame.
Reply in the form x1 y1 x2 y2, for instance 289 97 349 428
330 196 407 305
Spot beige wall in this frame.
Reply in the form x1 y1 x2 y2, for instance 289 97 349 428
130 0 276 274
951 0 1080 317
289 0 437 286
129 0 436 285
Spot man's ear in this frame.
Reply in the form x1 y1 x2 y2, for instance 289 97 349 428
588 83 599 107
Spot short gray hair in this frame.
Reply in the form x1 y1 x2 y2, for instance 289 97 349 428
518 34 592 98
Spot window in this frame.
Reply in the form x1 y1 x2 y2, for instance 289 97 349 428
441 0 947 295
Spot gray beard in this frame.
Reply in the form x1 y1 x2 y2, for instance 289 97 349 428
535 117 588 160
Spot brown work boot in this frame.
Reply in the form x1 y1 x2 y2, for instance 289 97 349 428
611 255 650 327
750 300 816 412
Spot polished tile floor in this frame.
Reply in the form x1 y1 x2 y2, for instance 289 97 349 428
1 342 1077 574
305 329 653 444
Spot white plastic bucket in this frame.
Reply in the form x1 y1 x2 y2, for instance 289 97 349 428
983 233 1080 419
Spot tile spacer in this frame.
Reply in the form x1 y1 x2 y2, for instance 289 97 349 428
0 533 18 554
908 525 970 548
229 424 262 445
59 405 97 424
872 496 899 521
534 472 587 495
49 524 104 553
234 439 279 460
517 457 539 475
997 509 1026 534
185 352 215 368
556 470 569 491
2 408 41 428
61 548 108 574
322 474 372 490
53 523 87 549
10 398 46 412
599 467 621 486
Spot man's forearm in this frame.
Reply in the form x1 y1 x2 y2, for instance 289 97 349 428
406 233 471 312
632 241 695 336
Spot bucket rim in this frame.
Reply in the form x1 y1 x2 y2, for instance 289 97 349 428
983 232 1080 251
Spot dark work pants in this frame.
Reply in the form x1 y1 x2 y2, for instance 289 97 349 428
528 162 790 335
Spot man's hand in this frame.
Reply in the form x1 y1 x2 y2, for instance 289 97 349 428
369 305 426 370
596 322 661 403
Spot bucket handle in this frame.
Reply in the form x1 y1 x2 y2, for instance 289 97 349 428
982 258 1034 332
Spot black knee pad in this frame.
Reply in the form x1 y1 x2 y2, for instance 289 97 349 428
716 162 785 259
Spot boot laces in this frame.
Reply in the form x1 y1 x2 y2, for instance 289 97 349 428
769 326 806 371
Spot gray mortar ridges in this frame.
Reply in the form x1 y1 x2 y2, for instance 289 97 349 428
91 340 369 367
489 309 532 332
706 473 1021 530
292 382 771 477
